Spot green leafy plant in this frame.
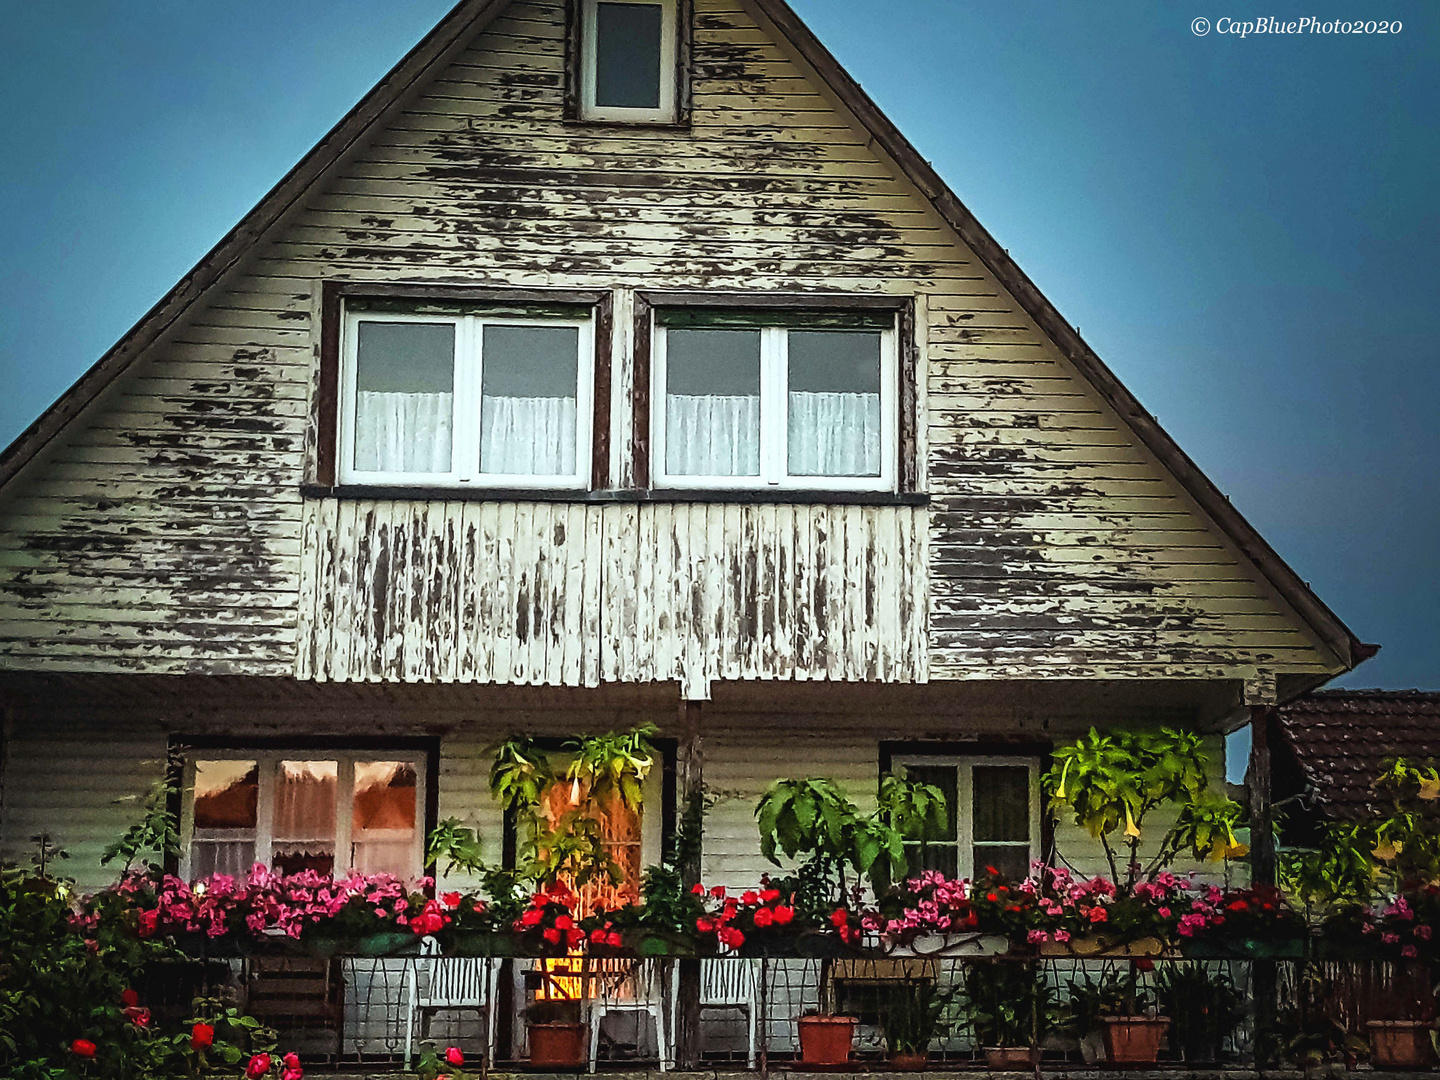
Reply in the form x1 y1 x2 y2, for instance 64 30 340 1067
523 812 620 889
1046 727 1244 884
755 774 947 902
1155 963 1245 1062
963 961 1054 1048
565 725 657 812
489 736 553 815
882 980 956 1056
103 750 183 874
424 818 486 879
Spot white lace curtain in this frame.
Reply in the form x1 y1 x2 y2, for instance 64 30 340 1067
787 391 881 477
480 395 576 476
355 391 453 474
355 392 577 476
666 395 761 476
665 391 880 477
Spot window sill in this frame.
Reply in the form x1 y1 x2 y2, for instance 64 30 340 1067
302 484 929 508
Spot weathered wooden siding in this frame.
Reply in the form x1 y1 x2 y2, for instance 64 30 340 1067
0 0 1340 683
296 500 927 696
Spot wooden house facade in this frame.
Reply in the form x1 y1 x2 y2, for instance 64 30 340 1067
0 0 1368 917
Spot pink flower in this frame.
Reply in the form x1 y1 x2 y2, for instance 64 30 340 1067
246 1053 272 1078
1027 929 1049 943
445 1046 465 1066
1402 945 1419 959
1416 925 1433 941
1053 929 1071 942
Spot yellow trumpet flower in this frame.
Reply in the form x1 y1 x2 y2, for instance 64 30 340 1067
1055 758 1072 800
1418 774 1440 801
1373 839 1401 861
1124 803 1141 839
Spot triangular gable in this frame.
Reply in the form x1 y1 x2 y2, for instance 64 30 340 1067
0 0 1371 682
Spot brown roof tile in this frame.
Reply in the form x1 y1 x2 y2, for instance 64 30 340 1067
1276 690 1440 819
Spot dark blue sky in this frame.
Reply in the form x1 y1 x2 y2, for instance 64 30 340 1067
1 2 1435 689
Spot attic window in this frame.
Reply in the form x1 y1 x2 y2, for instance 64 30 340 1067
579 0 679 123
651 309 899 492
337 304 595 489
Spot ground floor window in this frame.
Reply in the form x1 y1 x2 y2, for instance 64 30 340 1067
891 754 1042 881
180 749 427 881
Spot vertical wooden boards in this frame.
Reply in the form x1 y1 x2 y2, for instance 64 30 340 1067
298 499 928 687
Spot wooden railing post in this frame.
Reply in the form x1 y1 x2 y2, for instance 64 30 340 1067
1246 683 1279 1064
676 699 704 1070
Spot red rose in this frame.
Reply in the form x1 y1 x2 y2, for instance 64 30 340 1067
125 1007 151 1028
441 892 462 910
753 907 774 928
246 1053 272 1078
445 1046 465 1067
71 1039 97 1059
830 908 849 929
543 927 561 944
120 988 139 1008
191 1022 215 1049
772 905 794 926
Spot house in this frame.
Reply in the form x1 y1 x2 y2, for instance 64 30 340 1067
1271 690 1440 847
0 0 1371 1060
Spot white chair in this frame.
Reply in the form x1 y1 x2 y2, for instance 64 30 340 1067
585 958 671 1073
699 958 760 1068
403 937 499 1069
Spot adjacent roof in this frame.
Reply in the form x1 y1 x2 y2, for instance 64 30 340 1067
0 0 1372 675
1276 690 1440 819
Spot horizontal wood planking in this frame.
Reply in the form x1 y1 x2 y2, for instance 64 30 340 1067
296 500 929 696
0 0 1338 681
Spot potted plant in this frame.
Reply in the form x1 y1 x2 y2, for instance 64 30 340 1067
526 999 588 1068
881 980 954 1068
962 960 1051 1068
1155 962 1244 1063
755 774 944 1063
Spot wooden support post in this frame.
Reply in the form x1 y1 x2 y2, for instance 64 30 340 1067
1246 699 1279 1063
675 699 704 1070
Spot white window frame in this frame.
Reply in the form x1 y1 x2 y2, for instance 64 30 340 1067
892 755 1042 880
338 309 595 490
580 0 679 124
651 321 899 491
179 748 428 881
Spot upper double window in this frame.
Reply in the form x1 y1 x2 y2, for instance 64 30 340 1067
579 0 679 124
339 306 594 489
652 311 898 491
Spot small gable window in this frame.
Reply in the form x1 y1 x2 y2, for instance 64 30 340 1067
580 0 679 123
338 304 594 489
651 309 898 491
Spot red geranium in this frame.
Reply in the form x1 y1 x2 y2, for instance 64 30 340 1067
120 988 139 1008
71 1039 97 1058
191 1022 214 1050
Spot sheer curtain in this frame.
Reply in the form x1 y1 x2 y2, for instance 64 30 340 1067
787 391 881 477
665 395 760 476
355 391 453 473
481 395 577 476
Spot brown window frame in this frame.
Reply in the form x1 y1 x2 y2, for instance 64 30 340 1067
563 0 694 128
631 291 921 493
314 282 615 492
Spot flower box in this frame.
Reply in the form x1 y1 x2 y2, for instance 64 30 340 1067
887 932 1011 958
1038 935 1170 958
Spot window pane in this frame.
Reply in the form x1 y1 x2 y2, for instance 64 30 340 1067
594 2 664 109
787 330 882 477
903 765 958 842
354 321 455 474
665 329 761 477
974 844 1030 883
905 843 959 880
191 760 258 879
480 325 580 476
972 766 1031 843
351 762 418 878
273 761 337 876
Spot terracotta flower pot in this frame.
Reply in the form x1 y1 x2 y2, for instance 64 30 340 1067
1368 1020 1436 1069
985 1046 1041 1069
528 1021 587 1068
888 1050 929 1070
1101 1016 1170 1063
798 1014 857 1065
